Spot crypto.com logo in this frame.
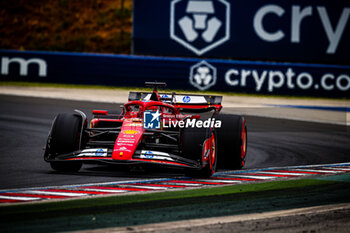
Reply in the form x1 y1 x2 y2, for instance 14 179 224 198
170 0 230 56
189 60 217 90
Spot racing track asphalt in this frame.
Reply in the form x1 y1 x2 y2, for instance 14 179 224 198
0 94 349 190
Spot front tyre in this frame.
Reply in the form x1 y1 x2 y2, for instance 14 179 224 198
182 127 217 178
45 113 84 172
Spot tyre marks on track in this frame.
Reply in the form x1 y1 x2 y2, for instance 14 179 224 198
1 163 350 204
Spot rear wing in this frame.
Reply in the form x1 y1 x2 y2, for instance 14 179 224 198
128 92 222 105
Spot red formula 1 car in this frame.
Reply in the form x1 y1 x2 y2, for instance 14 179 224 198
44 82 247 177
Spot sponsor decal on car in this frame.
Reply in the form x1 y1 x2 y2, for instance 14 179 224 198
118 140 136 143
123 130 139 135
182 96 191 103
175 94 208 104
77 148 108 157
140 150 174 161
117 143 134 147
117 147 132 152
95 149 104 156
125 123 143 127
144 151 154 159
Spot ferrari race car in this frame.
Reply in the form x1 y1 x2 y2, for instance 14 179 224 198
44 82 247 177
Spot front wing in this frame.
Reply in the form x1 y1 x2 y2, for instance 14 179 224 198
45 148 202 170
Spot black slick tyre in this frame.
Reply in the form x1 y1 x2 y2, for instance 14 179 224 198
47 113 83 172
182 127 217 178
216 114 247 170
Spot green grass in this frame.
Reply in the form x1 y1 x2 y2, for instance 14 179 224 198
1 81 349 100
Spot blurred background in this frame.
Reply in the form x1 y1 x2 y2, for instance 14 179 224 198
0 0 132 54
0 0 349 97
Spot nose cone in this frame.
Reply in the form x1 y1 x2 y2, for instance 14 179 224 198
112 120 144 160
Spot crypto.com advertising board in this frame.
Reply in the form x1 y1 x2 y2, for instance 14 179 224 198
133 0 350 64
1 50 349 97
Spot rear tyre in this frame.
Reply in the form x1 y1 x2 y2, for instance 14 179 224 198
182 127 217 178
216 114 247 170
46 113 83 172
